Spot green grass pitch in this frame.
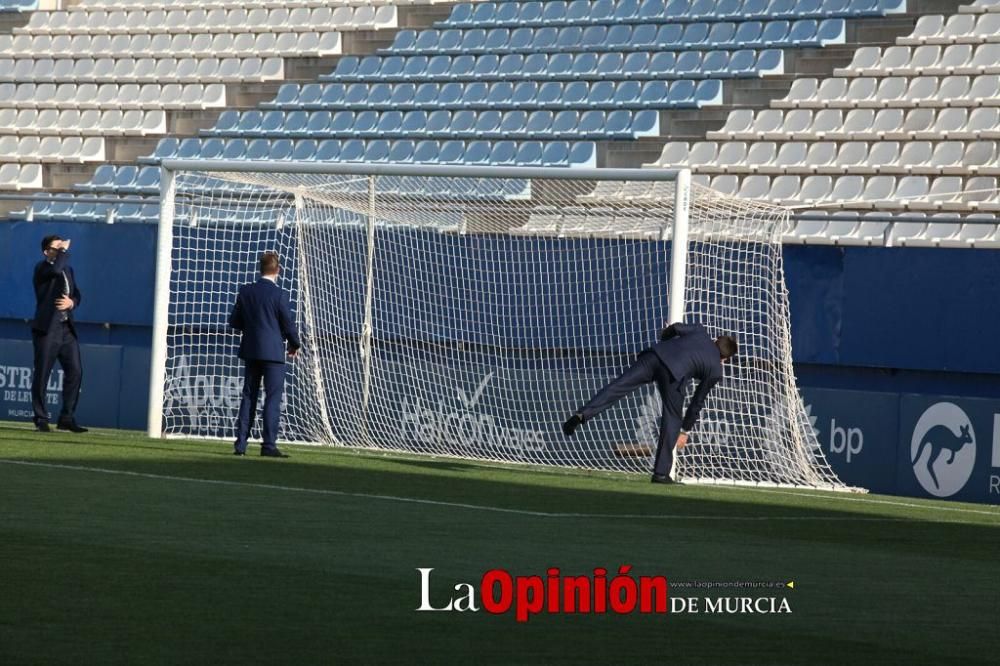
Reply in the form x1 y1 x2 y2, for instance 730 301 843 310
1 421 997 665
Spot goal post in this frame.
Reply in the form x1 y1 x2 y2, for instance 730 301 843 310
149 160 855 491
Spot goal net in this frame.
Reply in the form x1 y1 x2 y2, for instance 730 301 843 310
151 162 852 490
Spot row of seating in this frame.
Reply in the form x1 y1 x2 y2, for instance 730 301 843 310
264 79 721 111
0 31 342 58
689 173 1000 210
836 44 1000 77
787 215 1000 248
900 13 1000 45
0 108 166 135
656 140 1000 175
775 75 1000 109
442 0 903 28
0 82 226 110
0 136 105 162
0 57 284 83
77 164 160 194
202 108 659 140
16 6 395 34
0 163 42 190
326 49 783 82
388 19 844 55
74 0 414 7
708 107 1000 141
143 137 598 167
19 199 159 223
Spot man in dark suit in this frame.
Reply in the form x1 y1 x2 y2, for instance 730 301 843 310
229 251 302 458
563 323 736 484
30 235 87 433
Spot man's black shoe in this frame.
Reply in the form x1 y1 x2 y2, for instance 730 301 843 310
651 474 678 485
562 413 583 436
35 421 51 433
260 448 289 458
57 421 88 433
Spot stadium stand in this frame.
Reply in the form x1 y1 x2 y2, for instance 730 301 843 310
3 0 997 244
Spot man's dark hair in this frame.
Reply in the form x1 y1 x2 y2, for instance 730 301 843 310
41 235 61 252
716 335 738 360
259 251 280 275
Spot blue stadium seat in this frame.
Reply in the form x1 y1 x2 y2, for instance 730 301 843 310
614 0 642 21
340 139 365 161
388 140 415 162
427 55 452 78
515 141 543 165
621 52 650 77
261 110 287 135
321 83 346 106
440 29 464 51
519 2 543 24
613 80 642 105
461 29 487 51
675 51 703 77
177 138 203 159
548 53 574 77
222 139 247 160
70 202 96 222
380 57 406 78
291 139 317 161
606 24 633 50
578 110 604 135
82 164 116 192
345 83 368 105
331 111 354 133
509 27 532 51
475 109 502 135
316 139 341 161
490 141 517 165
413 139 440 163
569 142 596 167
390 83 416 107
376 111 403 135
297 84 322 107
462 82 489 107
438 140 465 163
414 83 439 105
465 141 491 165
269 139 293 160
364 140 390 162
640 79 671 106
707 23 737 47
632 109 659 135
394 30 418 51
237 110 263 133
537 81 564 106
439 82 463 105
694 79 723 105
563 80 589 105
542 1 568 24
817 18 845 43
549 109 580 136
426 109 451 134
307 111 332 134
212 110 240 134
246 139 271 160
451 109 476 133
605 110 632 136
652 25 680 49
500 110 527 134
734 22 764 46
369 83 392 105
489 81 515 107
405 56 429 78
587 81 614 105
201 138 225 160
527 110 553 134
353 111 378 135
402 110 428 132
512 81 538 105
683 23 710 48
523 53 549 77
541 141 570 165
761 20 791 44
701 50 730 76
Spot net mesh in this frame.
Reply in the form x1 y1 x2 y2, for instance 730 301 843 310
158 168 851 490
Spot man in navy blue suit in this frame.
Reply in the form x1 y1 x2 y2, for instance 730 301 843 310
229 251 302 458
30 235 87 433
563 323 737 484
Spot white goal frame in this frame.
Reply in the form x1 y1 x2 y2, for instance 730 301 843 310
148 160 854 491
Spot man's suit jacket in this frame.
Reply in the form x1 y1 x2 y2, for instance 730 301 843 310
647 322 722 431
31 250 81 334
228 278 302 363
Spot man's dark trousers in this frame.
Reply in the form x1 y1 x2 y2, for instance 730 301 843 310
578 351 684 477
234 359 285 454
31 321 83 425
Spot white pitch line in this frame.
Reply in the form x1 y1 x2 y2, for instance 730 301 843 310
725 485 1000 519
0 458 991 524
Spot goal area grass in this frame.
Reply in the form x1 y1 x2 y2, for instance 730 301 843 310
1 421 997 665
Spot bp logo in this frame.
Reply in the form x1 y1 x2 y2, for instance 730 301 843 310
910 402 976 497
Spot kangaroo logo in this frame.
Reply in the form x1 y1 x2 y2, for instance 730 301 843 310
910 403 976 498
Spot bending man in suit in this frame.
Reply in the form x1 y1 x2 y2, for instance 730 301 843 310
563 323 736 484
229 252 302 458
31 235 87 433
